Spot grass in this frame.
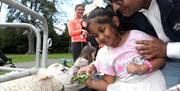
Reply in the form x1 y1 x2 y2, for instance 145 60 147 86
7 53 73 63
0 53 73 75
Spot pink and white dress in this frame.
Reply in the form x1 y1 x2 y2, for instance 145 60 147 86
93 30 167 91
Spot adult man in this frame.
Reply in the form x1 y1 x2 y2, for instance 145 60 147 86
109 0 180 88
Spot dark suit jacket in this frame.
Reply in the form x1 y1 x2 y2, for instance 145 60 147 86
120 0 180 42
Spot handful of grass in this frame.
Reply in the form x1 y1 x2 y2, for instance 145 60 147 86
72 74 89 84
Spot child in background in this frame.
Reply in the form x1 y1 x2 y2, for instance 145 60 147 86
78 7 166 91
69 45 97 75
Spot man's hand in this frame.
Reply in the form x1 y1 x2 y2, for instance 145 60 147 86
136 39 167 59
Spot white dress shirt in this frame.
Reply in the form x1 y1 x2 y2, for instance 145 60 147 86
139 0 180 58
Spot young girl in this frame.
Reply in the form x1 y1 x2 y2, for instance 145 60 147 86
79 8 167 91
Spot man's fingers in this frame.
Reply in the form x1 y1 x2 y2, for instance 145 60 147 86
144 55 153 59
136 40 151 45
138 49 151 55
136 45 149 51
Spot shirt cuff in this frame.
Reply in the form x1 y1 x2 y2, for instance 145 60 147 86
167 42 180 59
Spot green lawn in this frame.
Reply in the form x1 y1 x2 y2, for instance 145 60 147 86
7 53 73 63
0 53 73 75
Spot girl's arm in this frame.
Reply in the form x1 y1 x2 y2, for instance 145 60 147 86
147 57 165 72
86 74 115 91
127 57 165 74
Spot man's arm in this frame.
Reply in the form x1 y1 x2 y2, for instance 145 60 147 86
136 39 180 59
167 42 180 59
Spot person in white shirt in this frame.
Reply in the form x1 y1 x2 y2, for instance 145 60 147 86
109 0 180 88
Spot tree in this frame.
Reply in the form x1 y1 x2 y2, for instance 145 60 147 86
0 27 27 53
6 0 58 54
3 0 96 53
49 24 70 53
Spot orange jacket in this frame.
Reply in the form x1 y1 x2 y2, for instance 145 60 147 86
67 18 87 42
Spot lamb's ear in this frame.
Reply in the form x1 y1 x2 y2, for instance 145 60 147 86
112 16 120 27
39 75 49 81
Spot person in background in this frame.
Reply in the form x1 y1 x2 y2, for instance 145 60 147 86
77 44 98 91
67 4 88 61
109 0 180 88
71 45 97 74
78 7 166 91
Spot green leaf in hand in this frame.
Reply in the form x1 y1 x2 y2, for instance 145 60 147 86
72 74 89 85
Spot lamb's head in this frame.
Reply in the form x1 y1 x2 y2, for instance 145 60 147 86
39 63 69 80
47 63 68 75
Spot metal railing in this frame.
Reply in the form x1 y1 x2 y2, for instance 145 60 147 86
0 67 38 83
0 23 41 82
0 0 49 82
0 0 49 68
0 23 41 68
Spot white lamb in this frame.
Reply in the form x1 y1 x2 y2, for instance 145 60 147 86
0 59 88 91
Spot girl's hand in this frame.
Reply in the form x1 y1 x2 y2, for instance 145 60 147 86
85 78 94 88
78 64 96 76
127 63 142 74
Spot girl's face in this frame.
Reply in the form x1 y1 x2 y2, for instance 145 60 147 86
111 0 145 17
90 23 121 47
75 6 85 18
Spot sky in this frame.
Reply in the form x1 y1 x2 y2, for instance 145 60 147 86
0 0 82 31
0 4 8 23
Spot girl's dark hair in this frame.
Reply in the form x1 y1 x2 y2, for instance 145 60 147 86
88 5 117 29
87 5 116 20
75 4 85 11
79 45 97 62
87 5 117 31
87 6 122 38
93 15 118 33
87 7 104 20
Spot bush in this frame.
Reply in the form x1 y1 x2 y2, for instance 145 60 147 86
0 28 28 54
